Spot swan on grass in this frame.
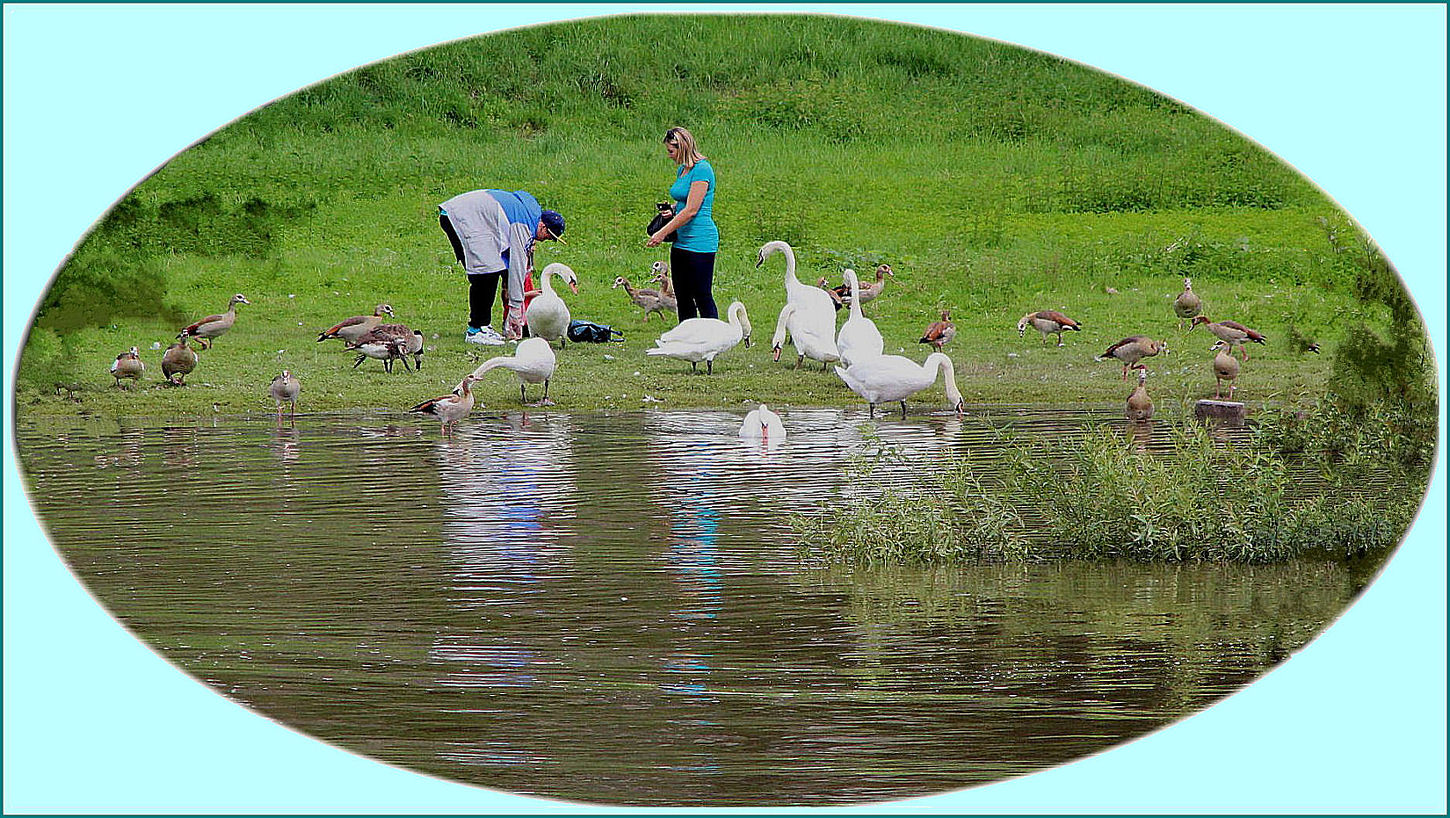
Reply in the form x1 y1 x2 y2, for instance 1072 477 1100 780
739 403 786 441
527 263 579 349
647 300 752 374
757 240 836 340
835 268 883 368
834 352 965 420
770 302 840 370
470 337 558 405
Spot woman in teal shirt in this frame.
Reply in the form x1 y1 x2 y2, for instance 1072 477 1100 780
646 126 719 321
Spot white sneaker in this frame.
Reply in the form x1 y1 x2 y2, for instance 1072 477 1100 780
466 326 505 345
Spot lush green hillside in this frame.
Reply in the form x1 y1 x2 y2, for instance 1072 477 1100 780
15 14 1422 417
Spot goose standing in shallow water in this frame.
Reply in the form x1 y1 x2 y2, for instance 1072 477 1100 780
919 311 956 352
1191 316 1266 361
178 293 250 349
1097 336 1167 380
110 347 144 388
647 300 752 374
409 374 481 437
835 268 883 367
317 304 394 343
739 403 786 441
527 263 579 348
834 352 965 420
160 337 197 385
269 370 300 419
1018 310 1082 347
1126 368 1153 421
471 337 558 405
1174 278 1202 329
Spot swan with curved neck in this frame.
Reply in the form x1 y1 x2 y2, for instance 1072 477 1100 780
836 268 883 367
770 301 839 370
528 263 579 349
471 337 558 405
757 240 836 339
834 352 965 420
647 300 752 374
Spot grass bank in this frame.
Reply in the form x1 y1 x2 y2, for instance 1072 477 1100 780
12 14 1422 420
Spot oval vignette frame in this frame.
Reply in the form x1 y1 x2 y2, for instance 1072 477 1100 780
2 5 1445 814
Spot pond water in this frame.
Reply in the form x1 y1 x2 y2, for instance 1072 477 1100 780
14 407 1386 807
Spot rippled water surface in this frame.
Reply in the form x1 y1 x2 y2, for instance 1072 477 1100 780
15 408 1383 806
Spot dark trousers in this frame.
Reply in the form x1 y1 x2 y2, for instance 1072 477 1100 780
442 213 503 330
671 246 718 321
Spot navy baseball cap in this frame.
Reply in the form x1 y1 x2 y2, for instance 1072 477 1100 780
540 210 567 243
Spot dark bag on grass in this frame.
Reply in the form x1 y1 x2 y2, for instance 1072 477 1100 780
647 202 677 243
568 319 625 344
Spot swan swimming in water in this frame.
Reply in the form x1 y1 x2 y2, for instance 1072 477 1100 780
738 403 786 441
647 300 752 374
834 352 965 420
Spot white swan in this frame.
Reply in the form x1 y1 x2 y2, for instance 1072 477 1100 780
835 268 883 367
757 240 836 339
739 403 786 441
526 263 578 348
834 352 965 419
770 302 839 370
470 337 558 405
647 300 752 374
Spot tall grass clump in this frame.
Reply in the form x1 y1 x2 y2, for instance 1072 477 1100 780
794 421 1426 566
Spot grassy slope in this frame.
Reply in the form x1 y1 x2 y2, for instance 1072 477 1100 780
15 15 1394 418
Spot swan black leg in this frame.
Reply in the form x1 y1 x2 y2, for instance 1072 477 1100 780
707 359 713 375
899 400 908 420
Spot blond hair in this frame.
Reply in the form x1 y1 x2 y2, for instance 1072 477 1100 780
664 126 705 169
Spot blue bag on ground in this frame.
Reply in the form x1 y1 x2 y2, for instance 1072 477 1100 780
567 319 625 343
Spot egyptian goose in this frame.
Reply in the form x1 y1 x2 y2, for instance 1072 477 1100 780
1126 368 1154 421
835 268 884 367
919 311 956 352
160 337 197 385
269 370 300 418
527 263 579 348
1190 316 1266 361
470 337 558 405
109 346 144 388
177 293 250 349
371 323 425 371
1212 341 1241 398
612 276 671 322
739 404 786 441
347 328 412 373
317 304 394 343
834 352 965 420
648 261 679 314
837 263 894 305
1017 310 1082 347
647 300 752 374
817 276 847 311
1097 336 1168 380
771 302 840 371
1173 278 1202 329
408 374 480 437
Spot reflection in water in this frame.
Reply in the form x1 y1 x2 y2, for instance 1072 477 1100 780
13 408 1393 807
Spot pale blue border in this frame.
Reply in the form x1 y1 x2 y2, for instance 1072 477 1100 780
4 4 1445 813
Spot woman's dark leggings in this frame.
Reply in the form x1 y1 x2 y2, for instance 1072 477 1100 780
670 246 718 321
442 212 502 330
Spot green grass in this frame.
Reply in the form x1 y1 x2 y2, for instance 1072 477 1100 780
13 14 1417 419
